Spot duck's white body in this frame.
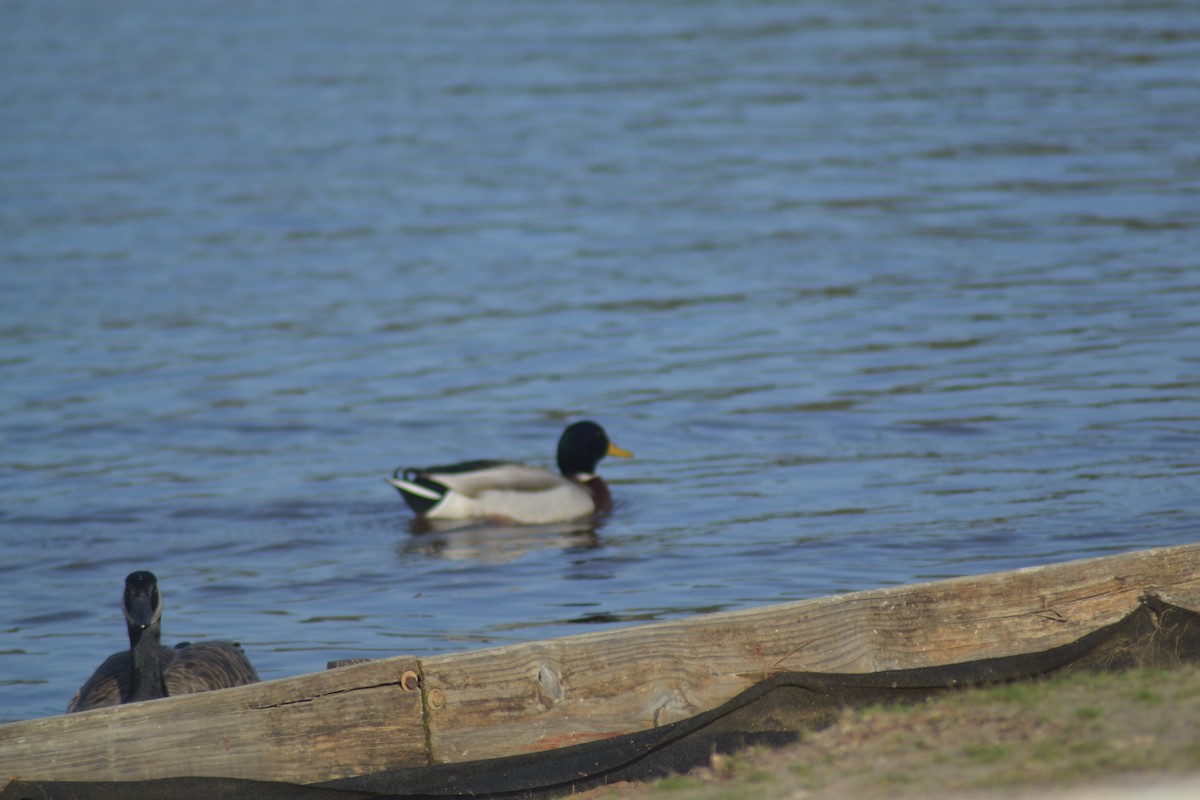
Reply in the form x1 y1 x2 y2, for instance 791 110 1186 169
388 463 600 524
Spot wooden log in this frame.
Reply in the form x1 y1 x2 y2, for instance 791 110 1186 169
0 656 425 783
2 543 1198 783
419 543 1200 762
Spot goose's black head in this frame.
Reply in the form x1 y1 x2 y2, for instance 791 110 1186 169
556 421 633 477
123 570 163 632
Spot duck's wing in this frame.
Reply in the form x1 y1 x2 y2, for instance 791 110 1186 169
164 641 259 695
389 460 558 505
426 462 568 496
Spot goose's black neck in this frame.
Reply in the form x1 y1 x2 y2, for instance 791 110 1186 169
127 619 168 702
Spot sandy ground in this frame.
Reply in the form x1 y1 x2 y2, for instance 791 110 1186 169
573 664 1200 800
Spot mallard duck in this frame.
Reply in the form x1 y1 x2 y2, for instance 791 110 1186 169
68 571 260 712
387 420 633 524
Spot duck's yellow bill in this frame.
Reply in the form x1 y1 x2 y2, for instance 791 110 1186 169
608 442 634 458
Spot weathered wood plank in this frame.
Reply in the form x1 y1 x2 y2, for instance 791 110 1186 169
420 543 1200 762
0 656 424 783
2 544 1198 783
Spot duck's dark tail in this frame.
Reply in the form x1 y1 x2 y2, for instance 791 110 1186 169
386 469 446 515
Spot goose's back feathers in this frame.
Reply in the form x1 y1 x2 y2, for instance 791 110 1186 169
166 641 260 695
68 650 140 713
68 640 258 713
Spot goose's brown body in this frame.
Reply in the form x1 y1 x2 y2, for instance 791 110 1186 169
68 571 259 713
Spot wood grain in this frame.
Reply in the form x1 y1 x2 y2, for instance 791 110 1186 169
420 543 1200 762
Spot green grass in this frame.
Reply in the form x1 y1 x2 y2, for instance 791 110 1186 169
651 775 699 792
578 665 1200 800
1131 688 1164 704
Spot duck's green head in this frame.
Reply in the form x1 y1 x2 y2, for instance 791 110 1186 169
557 421 633 476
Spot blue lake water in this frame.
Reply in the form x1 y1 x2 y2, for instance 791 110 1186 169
2 0 1198 722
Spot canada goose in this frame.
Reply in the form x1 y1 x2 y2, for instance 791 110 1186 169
387 420 633 524
67 571 260 712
